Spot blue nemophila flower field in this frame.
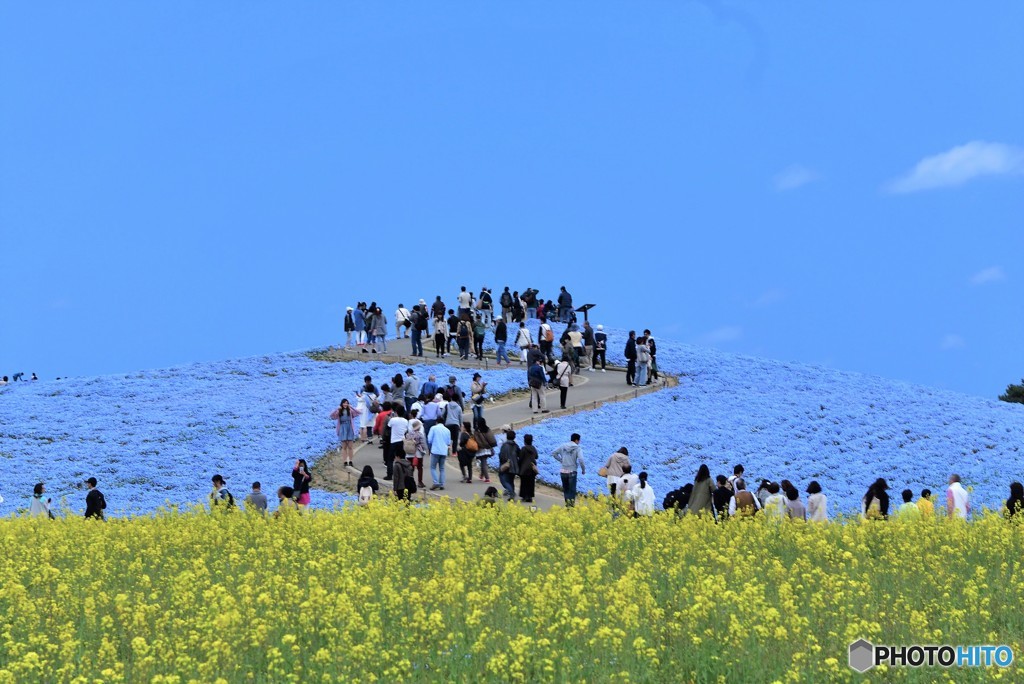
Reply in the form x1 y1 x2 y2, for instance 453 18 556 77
0 354 524 516
3 336 1022 517
520 343 1024 514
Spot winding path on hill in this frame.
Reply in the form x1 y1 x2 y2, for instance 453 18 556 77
313 335 675 510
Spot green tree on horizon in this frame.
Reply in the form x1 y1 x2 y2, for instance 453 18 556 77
998 379 1024 404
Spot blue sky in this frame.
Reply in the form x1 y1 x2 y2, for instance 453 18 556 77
2 2 1021 397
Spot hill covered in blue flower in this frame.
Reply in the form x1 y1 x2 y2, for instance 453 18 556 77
2 334 1022 517
0 353 524 516
521 332 1024 514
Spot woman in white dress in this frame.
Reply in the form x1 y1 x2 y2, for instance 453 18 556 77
355 390 376 443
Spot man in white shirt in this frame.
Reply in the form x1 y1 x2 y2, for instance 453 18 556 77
395 304 411 339
457 286 472 318
946 474 971 519
387 406 410 481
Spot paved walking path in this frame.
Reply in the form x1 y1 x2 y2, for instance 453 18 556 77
314 334 674 510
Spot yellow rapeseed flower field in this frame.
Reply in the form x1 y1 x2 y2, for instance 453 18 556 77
1 502 1022 683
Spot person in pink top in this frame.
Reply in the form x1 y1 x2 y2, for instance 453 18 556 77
946 473 971 519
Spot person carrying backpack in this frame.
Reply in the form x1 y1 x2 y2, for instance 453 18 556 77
457 318 472 360
410 305 427 356
392 454 416 501
357 466 379 505
210 474 235 509
84 477 106 520
500 287 514 322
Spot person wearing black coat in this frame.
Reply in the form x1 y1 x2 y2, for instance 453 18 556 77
84 477 106 520
518 435 539 503
863 478 890 519
624 331 637 385
1006 482 1024 518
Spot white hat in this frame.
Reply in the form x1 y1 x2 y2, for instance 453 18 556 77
597 324 603 330
347 306 353 311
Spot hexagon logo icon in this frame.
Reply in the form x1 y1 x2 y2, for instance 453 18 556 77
849 639 875 673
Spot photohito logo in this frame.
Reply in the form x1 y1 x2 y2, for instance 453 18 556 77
849 639 1014 672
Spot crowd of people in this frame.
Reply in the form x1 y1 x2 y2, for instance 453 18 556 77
586 456 1024 521
339 286 661 391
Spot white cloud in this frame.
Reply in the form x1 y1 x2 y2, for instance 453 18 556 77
697 326 743 345
887 141 1024 194
774 165 818 191
970 266 1006 286
940 334 966 350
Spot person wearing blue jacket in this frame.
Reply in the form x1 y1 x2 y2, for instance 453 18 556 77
352 305 366 346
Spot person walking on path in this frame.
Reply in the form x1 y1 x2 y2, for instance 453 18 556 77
602 447 631 497
353 305 366 347
444 394 463 452
457 286 472 319
292 460 312 509
551 433 585 507
528 358 549 414
555 357 573 409
410 305 427 356
494 319 510 366
244 482 268 513
427 419 451 490
592 324 607 372
582 321 595 372
395 303 411 339
457 421 475 483
515 322 533 364
392 453 415 500
634 336 650 387
420 392 442 436
624 331 637 385
473 419 498 483
406 419 427 489
433 314 448 358
539 319 555 362
84 477 106 520
371 307 388 353
947 474 971 519
404 369 420 413
386 405 409 482
498 428 520 501
644 329 659 382
470 373 488 430
472 316 487 360
518 434 539 503
557 286 573 323
344 307 356 348
456 316 472 360
685 464 716 519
